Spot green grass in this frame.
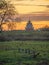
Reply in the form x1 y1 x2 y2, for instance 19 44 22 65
0 31 49 41
0 41 49 65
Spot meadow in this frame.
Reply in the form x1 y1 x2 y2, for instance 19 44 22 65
0 30 49 41
0 41 49 65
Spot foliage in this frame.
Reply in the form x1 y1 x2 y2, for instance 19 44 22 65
0 41 49 65
0 31 49 41
38 26 49 31
0 0 16 32
0 0 7 9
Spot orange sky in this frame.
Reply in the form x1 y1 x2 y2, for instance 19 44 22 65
2 21 49 31
3 0 49 30
16 21 49 30
9 0 49 14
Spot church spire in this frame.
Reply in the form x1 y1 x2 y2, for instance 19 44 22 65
25 20 34 31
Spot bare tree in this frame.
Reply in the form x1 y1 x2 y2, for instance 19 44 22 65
8 22 16 31
0 0 16 32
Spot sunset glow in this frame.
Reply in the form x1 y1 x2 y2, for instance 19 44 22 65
9 0 49 14
2 21 49 31
3 0 49 30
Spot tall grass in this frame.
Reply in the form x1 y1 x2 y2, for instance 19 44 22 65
0 41 49 65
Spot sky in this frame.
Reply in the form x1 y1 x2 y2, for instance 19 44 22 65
7 0 49 14
4 0 49 30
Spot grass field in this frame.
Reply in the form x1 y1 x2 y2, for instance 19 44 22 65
0 31 49 41
0 41 49 65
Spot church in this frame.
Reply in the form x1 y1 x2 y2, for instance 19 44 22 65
25 20 34 31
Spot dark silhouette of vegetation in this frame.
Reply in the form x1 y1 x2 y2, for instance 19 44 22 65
38 25 49 31
8 22 16 31
0 0 16 32
0 30 49 41
37 60 49 65
32 52 40 58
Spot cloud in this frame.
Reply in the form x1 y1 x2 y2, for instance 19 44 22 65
16 0 34 1
31 16 49 21
38 5 49 8
16 0 23 1
21 13 49 21
9 0 49 6
27 16 49 21
46 5 49 8
13 3 49 6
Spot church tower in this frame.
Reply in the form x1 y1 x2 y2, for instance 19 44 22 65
25 20 34 31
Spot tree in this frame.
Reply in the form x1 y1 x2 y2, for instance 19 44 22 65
38 25 49 31
8 22 16 31
0 0 16 32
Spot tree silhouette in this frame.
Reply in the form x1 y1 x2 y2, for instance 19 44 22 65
0 0 16 32
38 25 49 31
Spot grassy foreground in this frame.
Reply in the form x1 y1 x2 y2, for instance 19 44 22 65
0 41 49 65
0 31 49 41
